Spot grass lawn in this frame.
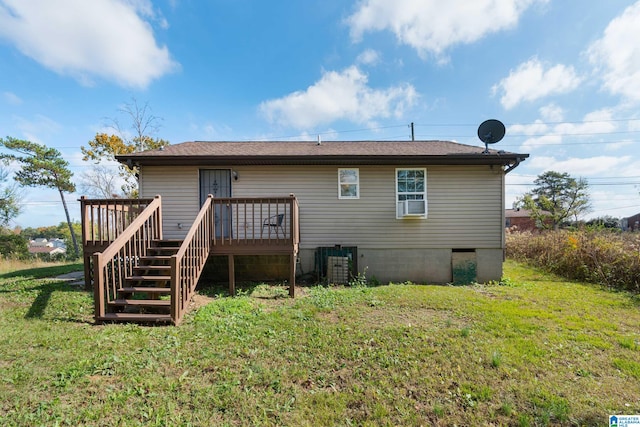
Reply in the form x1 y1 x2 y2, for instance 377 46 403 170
1 260 639 426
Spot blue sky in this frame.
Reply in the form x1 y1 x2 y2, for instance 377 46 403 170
1 0 640 228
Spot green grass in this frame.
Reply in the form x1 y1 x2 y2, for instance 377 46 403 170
1 259 639 426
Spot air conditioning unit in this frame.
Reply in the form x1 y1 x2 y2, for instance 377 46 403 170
327 256 349 284
397 199 426 217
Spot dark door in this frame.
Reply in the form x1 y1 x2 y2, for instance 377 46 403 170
199 169 232 238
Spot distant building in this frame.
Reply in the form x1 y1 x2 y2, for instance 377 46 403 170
28 238 67 257
505 208 550 231
622 212 640 231
50 238 67 249
28 246 66 257
29 238 51 248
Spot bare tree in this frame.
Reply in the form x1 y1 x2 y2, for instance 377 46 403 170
79 164 123 199
81 98 169 197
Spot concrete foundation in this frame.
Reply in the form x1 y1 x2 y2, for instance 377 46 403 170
298 247 503 284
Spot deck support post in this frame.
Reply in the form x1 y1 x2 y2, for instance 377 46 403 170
228 254 235 296
289 252 296 297
93 252 105 322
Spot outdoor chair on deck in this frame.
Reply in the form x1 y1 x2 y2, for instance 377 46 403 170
262 213 285 238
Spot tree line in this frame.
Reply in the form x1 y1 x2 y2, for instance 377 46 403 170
0 99 169 258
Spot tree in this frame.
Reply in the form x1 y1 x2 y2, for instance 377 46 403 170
517 171 591 230
0 137 80 256
0 166 21 227
0 234 29 259
80 99 169 197
585 215 621 229
79 164 124 198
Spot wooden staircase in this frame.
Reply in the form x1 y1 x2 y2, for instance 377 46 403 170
102 240 182 323
88 195 299 325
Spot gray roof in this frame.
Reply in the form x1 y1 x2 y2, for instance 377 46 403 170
116 140 528 168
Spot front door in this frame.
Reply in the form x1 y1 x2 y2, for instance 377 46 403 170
199 169 231 238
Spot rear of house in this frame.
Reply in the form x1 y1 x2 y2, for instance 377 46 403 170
119 140 527 285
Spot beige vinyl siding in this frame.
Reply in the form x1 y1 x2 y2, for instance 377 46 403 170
139 166 200 239
140 164 504 248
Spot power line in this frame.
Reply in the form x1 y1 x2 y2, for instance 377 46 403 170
414 117 640 127
506 183 640 186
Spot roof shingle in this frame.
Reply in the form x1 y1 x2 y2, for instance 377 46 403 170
116 140 528 167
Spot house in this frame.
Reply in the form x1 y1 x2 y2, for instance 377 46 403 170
28 238 67 257
622 212 640 231
29 238 51 247
505 208 543 231
82 140 528 324
28 246 66 257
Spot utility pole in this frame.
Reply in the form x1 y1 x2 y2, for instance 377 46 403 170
410 122 415 141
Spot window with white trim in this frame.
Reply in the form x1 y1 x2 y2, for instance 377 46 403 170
396 168 427 218
338 168 359 199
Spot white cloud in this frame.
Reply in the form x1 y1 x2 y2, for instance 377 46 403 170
539 104 564 122
493 57 582 109
347 0 545 61
587 1 640 102
356 49 381 65
3 91 23 105
259 66 418 129
553 109 617 137
188 121 233 140
0 0 178 88
604 139 634 151
528 155 631 176
508 119 549 136
520 134 561 152
12 114 62 144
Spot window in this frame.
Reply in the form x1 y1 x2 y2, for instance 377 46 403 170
338 168 359 199
396 168 427 218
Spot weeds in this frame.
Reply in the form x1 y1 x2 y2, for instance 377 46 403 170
507 230 640 292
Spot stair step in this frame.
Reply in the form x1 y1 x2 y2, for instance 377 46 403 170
153 238 183 243
147 247 180 258
118 287 171 294
140 255 172 262
126 275 171 282
152 239 183 247
100 312 172 323
110 299 171 307
134 265 171 272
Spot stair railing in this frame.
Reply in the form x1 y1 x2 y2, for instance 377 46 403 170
80 196 155 290
170 194 214 324
92 196 163 321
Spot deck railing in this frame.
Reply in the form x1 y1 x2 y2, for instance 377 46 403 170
80 196 156 289
92 196 163 320
80 196 155 244
211 196 299 248
171 195 214 324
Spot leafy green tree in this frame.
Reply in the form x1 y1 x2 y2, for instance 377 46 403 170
517 171 591 230
0 166 21 227
81 99 169 197
585 216 621 230
0 137 80 256
20 221 81 244
0 234 29 259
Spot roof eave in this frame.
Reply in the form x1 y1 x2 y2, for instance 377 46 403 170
116 153 529 167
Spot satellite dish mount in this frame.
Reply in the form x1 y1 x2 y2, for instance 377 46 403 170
477 119 505 154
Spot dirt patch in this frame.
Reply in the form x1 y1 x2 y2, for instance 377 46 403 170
189 294 216 311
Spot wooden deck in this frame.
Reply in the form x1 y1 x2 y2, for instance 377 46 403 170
80 195 299 324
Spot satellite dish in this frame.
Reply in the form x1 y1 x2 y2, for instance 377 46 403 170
477 119 505 153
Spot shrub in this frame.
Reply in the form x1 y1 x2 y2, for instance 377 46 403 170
0 234 29 259
506 230 640 292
